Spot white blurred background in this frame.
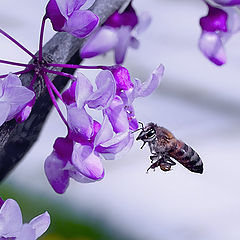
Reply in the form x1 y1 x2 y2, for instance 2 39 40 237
1 0 240 239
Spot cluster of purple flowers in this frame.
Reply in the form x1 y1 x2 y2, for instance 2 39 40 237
45 64 164 193
0 0 160 236
199 0 240 65
0 0 162 196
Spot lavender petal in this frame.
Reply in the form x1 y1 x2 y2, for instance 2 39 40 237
72 143 104 180
44 152 70 194
62 10 99 38
29 212 50 239
87 70 116 110
199 31 226 66
0 199 22 236
80 27 118 58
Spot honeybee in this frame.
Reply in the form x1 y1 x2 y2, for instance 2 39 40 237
136 122 203 174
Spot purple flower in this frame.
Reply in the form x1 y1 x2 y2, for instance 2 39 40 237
0 198 50 240
46 0 99 38
213 0 240 6
0 73 35 126
80 1 151 64
107 64 165 131
199 3 240 65
44 115 132 194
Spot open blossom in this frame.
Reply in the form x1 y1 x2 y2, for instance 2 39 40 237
80 1 151 64
199 2 240 65
0 73 35 126
0 198 50 240
46 0 99 38
45 64 164 193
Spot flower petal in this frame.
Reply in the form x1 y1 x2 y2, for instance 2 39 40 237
55 0 88 17
199 31 226 66
62 81 77 106
0 199 22 236
46 0 66 31
213 0 240 6
72 143 104 180
100 133 134 160
15 224 35 240
104 96 129 133
44 151 70 194
94 115 113 146
135 12 152 34
3 73 21 88
80 27 118 58
15 96 35 123
69 169 96 183
2 86 35 121
67 106 93 141
62 10 99 38
75 72 93 108
200 5 228 32
133 64 164 98
114 26 132 64
29 212 50 239
109 65 132 91
0 102 10 126
87 70 116 110
96 131 133 159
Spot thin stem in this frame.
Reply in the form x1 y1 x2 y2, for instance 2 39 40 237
38 15 47 62
47 79 64 101
43 68 76 80
0 68 33 79
0 59 31 67
43 73 69 128
48 63 108 70
0 28 36 59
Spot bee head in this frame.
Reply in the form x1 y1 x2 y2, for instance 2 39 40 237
136 123 157 142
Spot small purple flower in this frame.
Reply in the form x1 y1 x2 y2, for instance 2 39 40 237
80 1 151 64
0 198 50 240
107 64 165 131
44 115 132 193
199 3 240 65
46 0 99 38
0 73 35 126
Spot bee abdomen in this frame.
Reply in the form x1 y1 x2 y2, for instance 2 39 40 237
169 142 203 174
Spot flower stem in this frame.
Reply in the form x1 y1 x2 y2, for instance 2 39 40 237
43 68 76 80
47 79 64 102
0 59 31 67
48 63 108 70
0 68 33 79
38 15 47 63
0 28 36 59
43 73 69 128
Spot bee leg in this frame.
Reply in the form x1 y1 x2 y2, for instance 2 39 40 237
150 155 159 163
165 158 176 166
146 160 160 173
140 142 146 149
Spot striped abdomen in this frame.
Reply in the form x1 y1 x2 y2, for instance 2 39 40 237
169 140 203 174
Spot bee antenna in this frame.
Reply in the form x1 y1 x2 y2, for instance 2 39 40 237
138 121 144 129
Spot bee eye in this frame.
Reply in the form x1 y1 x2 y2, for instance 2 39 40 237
146 129 156 138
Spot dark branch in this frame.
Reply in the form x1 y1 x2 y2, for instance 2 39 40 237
0 0 128 181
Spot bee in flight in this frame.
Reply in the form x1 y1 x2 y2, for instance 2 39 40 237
136 122 203 174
